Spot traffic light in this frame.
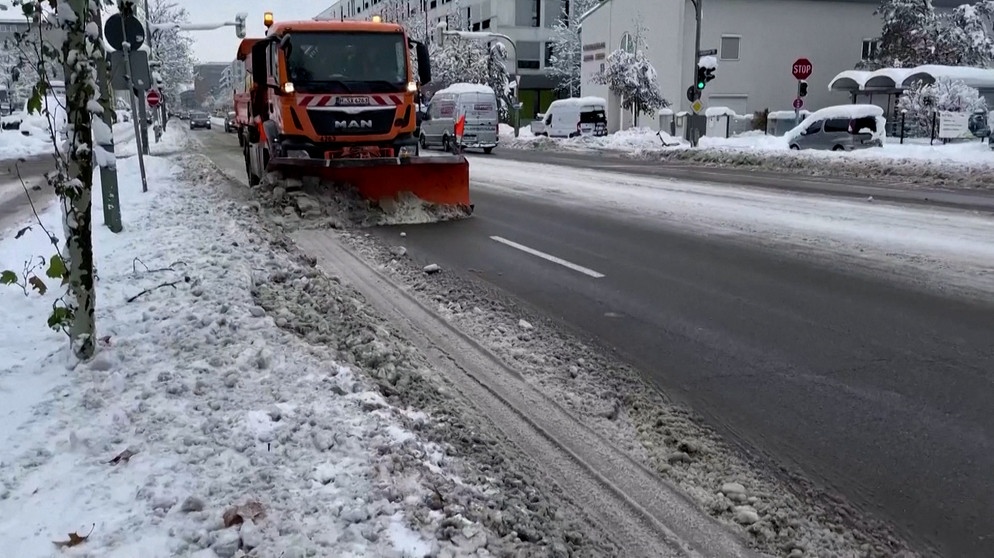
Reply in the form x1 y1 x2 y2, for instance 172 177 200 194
234 12 247 38
798 80 808 97
705 67 715 83
696 66 707 90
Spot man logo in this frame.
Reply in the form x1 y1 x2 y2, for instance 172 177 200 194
334 120 373 129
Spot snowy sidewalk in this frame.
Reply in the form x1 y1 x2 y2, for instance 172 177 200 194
0 129 535 557
499 125 994 189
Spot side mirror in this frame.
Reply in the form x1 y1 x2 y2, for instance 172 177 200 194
415 41 431 85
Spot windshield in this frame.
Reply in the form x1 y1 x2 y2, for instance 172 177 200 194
191 112 207 118
285 31 407 94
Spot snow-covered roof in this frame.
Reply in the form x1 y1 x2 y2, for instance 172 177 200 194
793 104 883 131
436 83 495 95
705 106 736 117
548 96 607 109
829 65 994 92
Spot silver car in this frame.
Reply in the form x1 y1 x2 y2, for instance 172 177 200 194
420 85 499 154
789 113 884 151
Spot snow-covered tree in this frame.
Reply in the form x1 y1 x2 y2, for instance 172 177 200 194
864 0 942 69
593 21 668 126
145 0 194 105
547 0 599 97
0 0 120 360
939 2 994 67
898 76 987 136
485 41 512 120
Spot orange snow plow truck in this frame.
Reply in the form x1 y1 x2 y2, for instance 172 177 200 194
241 14 471 214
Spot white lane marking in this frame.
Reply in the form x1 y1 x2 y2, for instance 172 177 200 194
489 236 605 278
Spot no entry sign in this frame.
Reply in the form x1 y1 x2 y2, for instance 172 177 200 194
146 89 162 108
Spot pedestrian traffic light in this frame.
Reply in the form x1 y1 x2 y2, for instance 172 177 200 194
705 67 715 83
234 12 247 39
798 80 808 97
696 66 707 90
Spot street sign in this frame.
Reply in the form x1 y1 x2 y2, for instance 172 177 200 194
147 89 162 108
792 58 812 80
104 14 146 51
691 100 704 114
698 48 717 56
793 97 803 110
686 85 699 103
109 50 151 91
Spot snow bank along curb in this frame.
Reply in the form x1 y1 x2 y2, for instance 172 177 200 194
183 154 622 557
234 183 929 557
501 136 994 190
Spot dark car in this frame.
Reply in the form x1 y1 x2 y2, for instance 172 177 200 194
189 111 211 130
224 111 236 133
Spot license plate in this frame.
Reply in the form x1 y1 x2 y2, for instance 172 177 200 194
336 96 369 106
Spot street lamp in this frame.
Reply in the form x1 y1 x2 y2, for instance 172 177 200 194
441 26 522 138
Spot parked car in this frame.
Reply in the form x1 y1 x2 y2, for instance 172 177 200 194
189 111 211 130
786 104 885 151
223 111 236 133
531 96 608 138
420 83 499 154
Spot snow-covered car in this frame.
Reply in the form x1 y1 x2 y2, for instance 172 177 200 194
786 104 885 151
530 97 608 138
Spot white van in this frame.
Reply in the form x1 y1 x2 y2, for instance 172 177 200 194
531 96 608 138
420 83 499 154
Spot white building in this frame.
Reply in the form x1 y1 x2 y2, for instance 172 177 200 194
315 0 566 120
579 0 965 134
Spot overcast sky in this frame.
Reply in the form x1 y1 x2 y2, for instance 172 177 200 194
180 0 328 63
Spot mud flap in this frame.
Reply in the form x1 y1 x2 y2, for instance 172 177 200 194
267 155 472 214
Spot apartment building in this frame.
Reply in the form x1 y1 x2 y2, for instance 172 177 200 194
316 0 567 119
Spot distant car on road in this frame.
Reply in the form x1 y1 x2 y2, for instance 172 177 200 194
189 111 211 130
224 111 236 133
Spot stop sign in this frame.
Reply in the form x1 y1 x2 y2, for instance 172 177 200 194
792 58 812 80
146 89 162 108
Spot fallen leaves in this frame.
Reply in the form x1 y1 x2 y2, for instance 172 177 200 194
223 500 265 528
109 448 137 465
53 524 94 548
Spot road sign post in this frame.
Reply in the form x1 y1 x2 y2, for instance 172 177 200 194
792 58 812 125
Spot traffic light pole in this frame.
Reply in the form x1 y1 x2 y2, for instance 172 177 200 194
690 0 703 147
795 80 801 126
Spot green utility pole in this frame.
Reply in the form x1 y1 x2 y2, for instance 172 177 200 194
91 2 123 232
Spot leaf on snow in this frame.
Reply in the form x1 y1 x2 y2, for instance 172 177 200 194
15 225 31 239
53 524 93 548
0 270 16 285
109 448 137 465
28 275 47 295
46 254 66 279
223 501 266 528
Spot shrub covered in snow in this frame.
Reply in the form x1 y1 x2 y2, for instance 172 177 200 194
898 76 987 137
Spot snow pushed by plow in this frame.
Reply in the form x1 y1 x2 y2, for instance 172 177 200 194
254 172 473 229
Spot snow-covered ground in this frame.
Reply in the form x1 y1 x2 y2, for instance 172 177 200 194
0 129 612 557
0 128 58 159
468 155 994 298
499 125 994 188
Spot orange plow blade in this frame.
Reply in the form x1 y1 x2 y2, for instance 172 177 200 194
270 154 472 213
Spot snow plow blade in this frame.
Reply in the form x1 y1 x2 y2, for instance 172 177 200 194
269 155 472 214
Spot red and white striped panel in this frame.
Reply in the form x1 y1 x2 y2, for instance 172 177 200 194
296 94 404 107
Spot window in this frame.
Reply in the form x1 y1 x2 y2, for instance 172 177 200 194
823 118 849 133
620 32 635 54
472 22 480 31
482 19 491 29
720 35 740 61
804 121 821 135
517 41 541 70
545 43 554 65
532 0 541 26
284 31 407 93
861 39 879 60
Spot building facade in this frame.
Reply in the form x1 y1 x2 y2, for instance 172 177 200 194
316 0 566 120
578 0 966 133
193 63 229 107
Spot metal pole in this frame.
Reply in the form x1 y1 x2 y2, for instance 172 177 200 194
119 14 149 192
144 0 166 130
92 3 123 232
794 80 800 126
691 0 702 147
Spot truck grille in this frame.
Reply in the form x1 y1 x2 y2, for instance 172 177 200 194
307 109 396 136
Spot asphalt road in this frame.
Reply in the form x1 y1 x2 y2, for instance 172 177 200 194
195 127 994 557
0 154 57 238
